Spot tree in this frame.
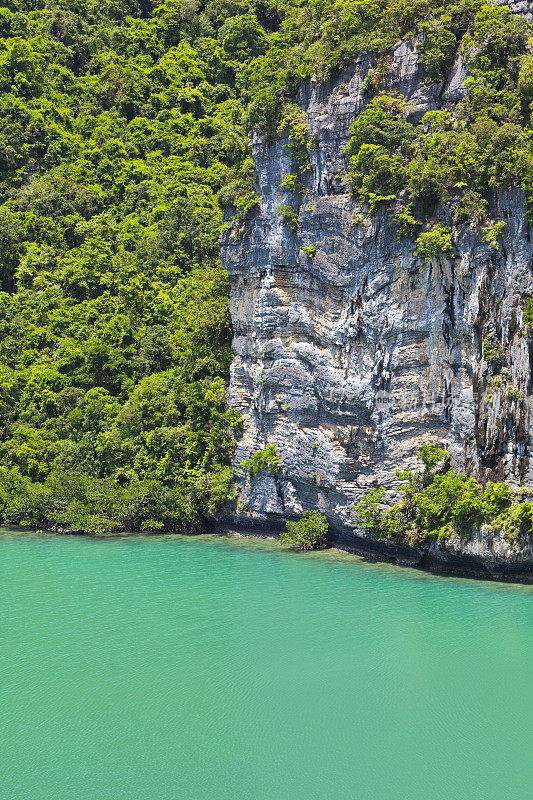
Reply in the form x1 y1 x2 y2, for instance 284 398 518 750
279 511 329 550
218 14 268 61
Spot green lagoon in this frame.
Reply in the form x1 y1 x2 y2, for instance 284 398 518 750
1 529 532 800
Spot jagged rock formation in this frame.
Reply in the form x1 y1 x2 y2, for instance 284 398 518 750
495 0 533 20
220 35 533 577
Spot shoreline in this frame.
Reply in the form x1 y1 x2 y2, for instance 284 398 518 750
217 525 533 584
5 521 533 584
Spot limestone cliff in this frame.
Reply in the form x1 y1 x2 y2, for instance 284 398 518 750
220 35 533 578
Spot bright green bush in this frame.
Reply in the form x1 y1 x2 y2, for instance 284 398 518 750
454 190 487 225
218 157 259 216
279 510 329 550
353 445 532 547
279 173 300 192
482 482 512 516
344 94 413 208
218 14 268 61
524 297 533 328
483 335 505 368
418 442 449 476
278 108 314 171
278 203 299 230
482 221 507 249
393 204 422 239
240 444 280 476
352 487 386 536
417 15 457 84
415 225 454 260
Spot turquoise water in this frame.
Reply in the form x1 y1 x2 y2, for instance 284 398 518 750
1 531 532 800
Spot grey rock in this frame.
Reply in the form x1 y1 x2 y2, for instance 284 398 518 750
220 29 533 569
494 0 533 20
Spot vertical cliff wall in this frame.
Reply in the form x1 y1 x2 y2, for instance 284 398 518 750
220 37 533 556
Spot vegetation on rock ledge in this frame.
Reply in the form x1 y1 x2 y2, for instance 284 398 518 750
353 446 533 549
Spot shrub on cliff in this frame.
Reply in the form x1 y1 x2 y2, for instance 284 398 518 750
280 510 329 550
415 225 454 260
352 487 387 537
353 445 533 547
240 444 281 476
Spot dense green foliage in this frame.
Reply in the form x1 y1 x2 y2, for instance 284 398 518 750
280 510 329 550
353 446 533 548
240 443 280 475
344 2 533 229
1 0 532 532
0 0 269 531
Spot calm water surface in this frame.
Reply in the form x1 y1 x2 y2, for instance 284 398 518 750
1 529 532 800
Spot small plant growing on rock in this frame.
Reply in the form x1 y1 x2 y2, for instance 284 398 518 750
483 335 504 370
482 220 506 249
507 385 523 402
393 203 422 240
218 156 260 220
453 190 487 226
362 59 391 94
279 173 300 192
418 442 449 479
352 486 386 535
279 510 329 550
302 245 316 257
415 224 454 260
277 108 314 171
240 445 280 476
278 204 299 231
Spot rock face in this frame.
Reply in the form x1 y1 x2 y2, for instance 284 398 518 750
494 0 533 21
220 37 533 576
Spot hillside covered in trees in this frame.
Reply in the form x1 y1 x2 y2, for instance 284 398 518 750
1 0 533 533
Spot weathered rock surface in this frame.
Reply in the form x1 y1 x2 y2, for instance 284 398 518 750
220 35 533 578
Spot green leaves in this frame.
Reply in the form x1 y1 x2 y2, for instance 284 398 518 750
352 487 386 537
280 510 329 550
417 15 457 84
3 425 57 481
415 224 454 260
353 445 533 546
345 95 414 210
218 14 268 61
240 444 280 476
0 0 260 530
